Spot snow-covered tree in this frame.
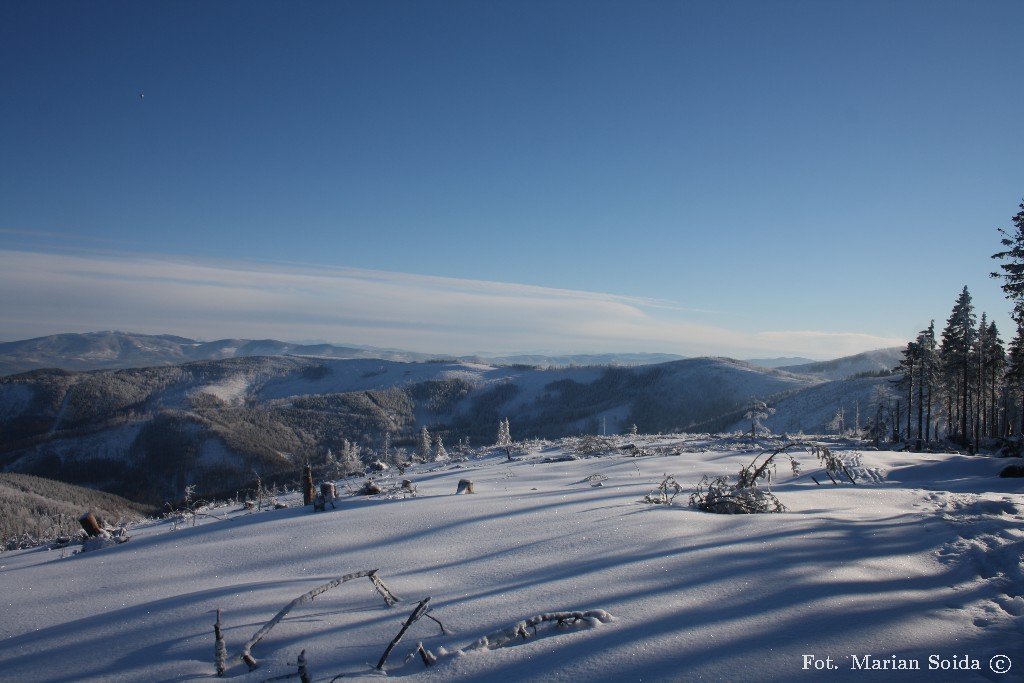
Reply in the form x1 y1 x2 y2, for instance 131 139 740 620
416 426 432 461
496 418 512 447
340 438 362 472
744 399 775 437
323 447 338 478
827 406 845 435
434 435 449 462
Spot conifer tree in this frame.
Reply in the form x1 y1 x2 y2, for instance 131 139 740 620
434 435 448 461
940 287 977 442
1006 323 1024 434
915 321 939 447
895 340 917 444
416 426 432 461
496 418 512 447
983 320 1005 438
991 200 1024 323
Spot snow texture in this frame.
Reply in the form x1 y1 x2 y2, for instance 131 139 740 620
1 436 1022 682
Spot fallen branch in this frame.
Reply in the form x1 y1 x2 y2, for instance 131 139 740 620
240 569 388 670
377 597 431 671
458 610 615 654
369 570 401 607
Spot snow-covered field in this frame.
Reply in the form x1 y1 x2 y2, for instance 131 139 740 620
2 436 1023 682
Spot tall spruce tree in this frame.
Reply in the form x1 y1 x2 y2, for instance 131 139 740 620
991 200 1024 324
983 320 1005 438
939 287 977 443
895 340 917 445
915 321 938 448
1006 323 1024 434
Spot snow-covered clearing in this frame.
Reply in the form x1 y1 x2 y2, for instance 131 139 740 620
2 437 1022 682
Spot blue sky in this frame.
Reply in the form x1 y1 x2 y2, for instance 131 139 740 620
1 1 1022 359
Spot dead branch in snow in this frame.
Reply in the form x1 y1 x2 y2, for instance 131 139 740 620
377 597 432 671
643 474 683 504
416 642 437 666
239 569 396 670
369 570 401 606
214 609 227 677
453 610 615 655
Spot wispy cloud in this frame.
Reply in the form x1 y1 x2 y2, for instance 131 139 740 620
0 249 904 358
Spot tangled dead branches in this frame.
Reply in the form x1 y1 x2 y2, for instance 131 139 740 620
643 475 683 504
689 474 786 514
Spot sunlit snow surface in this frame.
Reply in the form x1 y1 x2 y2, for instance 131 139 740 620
2 436 1023 682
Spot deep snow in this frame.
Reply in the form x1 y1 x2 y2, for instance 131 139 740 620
2 436 1022 682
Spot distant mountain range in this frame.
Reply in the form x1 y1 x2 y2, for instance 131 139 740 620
0 331 689 375
0 331 900 377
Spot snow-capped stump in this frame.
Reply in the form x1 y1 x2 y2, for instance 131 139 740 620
456 479 475 494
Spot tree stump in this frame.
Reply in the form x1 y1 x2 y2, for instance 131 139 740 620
320 482 336 508
302 464 315 505
359 481 383 496
79 512 107 538
456 479 475 494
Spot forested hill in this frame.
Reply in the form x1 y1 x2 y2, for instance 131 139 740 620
0 354 855 505
779 348 902 379
1 472 154 546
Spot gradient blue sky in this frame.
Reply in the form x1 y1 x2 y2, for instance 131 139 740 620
2 1 1022 359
